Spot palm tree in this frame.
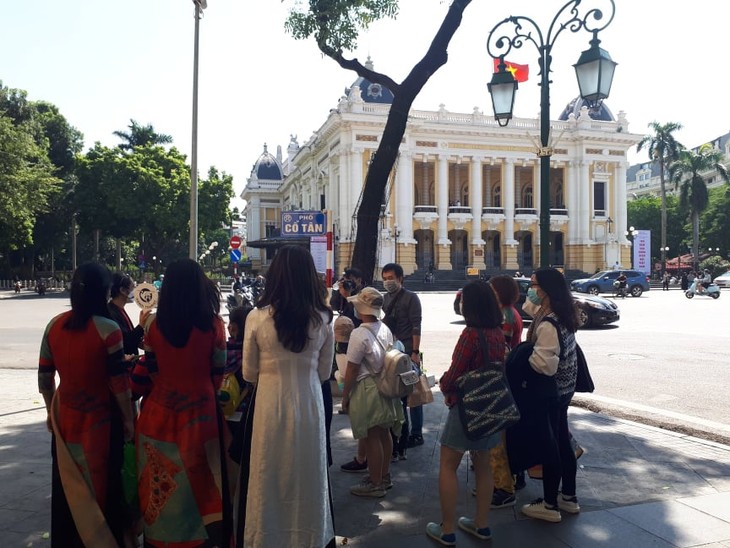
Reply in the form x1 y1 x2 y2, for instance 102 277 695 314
113 119 172 150
636 122 683 272
671 143 730 270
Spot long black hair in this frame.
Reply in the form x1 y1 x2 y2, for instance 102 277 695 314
461 280 502 329
65 262 112 330
110 272 133 299
534 267 578 333
155 259 221 348
257 245 333 353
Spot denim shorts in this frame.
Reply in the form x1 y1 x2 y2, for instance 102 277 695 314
440 405 502 452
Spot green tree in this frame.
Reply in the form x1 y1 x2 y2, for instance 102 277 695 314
636 122 683 271
198 167 235 238
627 195 687 265
0 114 58 251
285 0 473 282
671 144 730 268
113 119 173 151
701 186 730 258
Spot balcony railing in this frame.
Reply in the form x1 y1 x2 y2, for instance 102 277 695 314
515 208 537 215
550 208 568 216
448 206 472 214
482 207 504 215
414 205 438 213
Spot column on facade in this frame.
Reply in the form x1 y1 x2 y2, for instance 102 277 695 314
614 161 628 242
396 150 414 241
566 160 578 242
436 153 452 269
248 196 262 262
579 160 591 242
349 147 364 234
503 158 516 244
437 154 449 245
503 158 519 270
470 156 486 269
337 150 351 240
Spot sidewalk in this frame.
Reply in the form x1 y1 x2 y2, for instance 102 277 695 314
2 367 730 547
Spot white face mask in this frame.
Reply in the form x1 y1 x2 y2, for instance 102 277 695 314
383 280 400 293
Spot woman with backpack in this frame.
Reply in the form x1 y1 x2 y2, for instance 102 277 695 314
341 287 405 498
426 280 506 545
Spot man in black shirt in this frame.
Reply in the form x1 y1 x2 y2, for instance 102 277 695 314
382 263 424 456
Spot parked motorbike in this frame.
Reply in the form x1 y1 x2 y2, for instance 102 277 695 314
685 280 720 299
226 285 255 312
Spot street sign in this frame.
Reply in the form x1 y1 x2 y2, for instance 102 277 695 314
230 235 242 249
281 211 326 236
230 249 242 263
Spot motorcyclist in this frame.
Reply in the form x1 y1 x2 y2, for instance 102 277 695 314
696 269 712 294
616 272 628 296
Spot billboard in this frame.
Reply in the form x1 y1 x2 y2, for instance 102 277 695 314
634 230 651 275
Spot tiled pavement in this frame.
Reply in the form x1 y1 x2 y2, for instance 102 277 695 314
2 367 730 547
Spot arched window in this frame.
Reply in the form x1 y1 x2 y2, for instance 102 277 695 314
493 185 501 208
523 186 533 208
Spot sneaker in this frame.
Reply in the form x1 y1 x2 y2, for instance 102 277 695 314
407 435 424 448
457 517 492 540
340 457 368 473
350 479 386 498
398 451 407 461
558 493 581 514
527 464 543 480
383 473 393 490
514 471 526 490
521 498 561 523
491 489 516 509
391 453 399 463
425 522 456 546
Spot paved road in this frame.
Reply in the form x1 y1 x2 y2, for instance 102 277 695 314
2 287 729 437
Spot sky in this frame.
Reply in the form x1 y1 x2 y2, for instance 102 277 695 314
3 0 729 211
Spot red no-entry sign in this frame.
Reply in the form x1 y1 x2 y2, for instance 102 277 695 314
230 235 242 249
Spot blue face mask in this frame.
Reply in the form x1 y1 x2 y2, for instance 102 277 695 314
527 287 542 305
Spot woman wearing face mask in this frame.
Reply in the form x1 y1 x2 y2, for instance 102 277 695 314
108 272 150 361
519 268 580 523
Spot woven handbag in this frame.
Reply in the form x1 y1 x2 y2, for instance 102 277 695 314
456 329 521 441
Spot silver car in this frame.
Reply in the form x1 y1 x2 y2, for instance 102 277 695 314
713 270 730 288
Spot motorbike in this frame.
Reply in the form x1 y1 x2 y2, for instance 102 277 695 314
612 280 628 298
685 280 720 299
36 279 46 296
226 284 255 312
14 281 22 294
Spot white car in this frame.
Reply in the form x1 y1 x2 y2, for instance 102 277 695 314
713 270 730 288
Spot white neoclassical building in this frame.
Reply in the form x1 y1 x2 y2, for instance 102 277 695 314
242 59 643 278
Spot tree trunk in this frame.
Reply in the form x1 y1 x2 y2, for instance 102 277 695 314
116 239 122 271
348 0 472 283
692 210 700 270
94 228 100 262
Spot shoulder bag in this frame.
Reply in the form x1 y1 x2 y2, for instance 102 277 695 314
456 329 521 441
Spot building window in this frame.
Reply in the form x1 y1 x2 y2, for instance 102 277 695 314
593 181 606 214
493 185 501 208
523 186 533 208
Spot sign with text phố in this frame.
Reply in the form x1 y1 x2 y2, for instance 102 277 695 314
281 211 326 236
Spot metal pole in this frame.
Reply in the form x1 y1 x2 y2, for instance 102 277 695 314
189 3 201 260
538 46 551 268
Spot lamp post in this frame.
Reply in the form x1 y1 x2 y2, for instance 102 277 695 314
487 0 617 268
663 246 669 277
625 226 637 269
189 0 207 260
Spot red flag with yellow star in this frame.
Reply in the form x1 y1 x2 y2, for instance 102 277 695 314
492 58 529 83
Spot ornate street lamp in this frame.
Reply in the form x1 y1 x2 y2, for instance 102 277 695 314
488 58 518 127
486 0 616 268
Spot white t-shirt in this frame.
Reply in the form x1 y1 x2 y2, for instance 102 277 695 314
346 321 394 382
